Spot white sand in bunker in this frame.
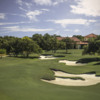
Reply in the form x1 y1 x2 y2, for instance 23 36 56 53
42 71 100 86
39 55 56 60
59 60 86 66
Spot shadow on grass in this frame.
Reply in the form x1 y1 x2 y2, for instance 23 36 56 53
40 54 65 57
42 54 53 56
57 52 71 54
50 68 67 73
77 57 100 63
50 68 96 74
18 56 39 59
8 56 39 59
94 62 100 65
50 68 100 77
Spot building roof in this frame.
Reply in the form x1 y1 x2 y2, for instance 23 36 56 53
56 36 88 45
69 37 81 42
56 37 66 41
56 37 81 42
85 33 97 38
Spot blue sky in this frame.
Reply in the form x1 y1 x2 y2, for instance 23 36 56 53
0 0 100 37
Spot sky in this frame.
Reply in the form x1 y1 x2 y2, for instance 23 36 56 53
0 0 100 37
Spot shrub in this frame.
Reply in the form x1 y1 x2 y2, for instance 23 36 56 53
0 49 6 58
42 74 55 80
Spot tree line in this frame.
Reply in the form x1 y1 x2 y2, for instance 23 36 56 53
1 33 99 58
0 33 75 58
0 36 42 58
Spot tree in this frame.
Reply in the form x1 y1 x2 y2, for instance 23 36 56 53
0 36 42 58
0 36 17 55
22 36 42 58
96 40 100 55
95 35 100 40
51 35 59 53
59 41 65 49
82 39 100 55
0 49 6 58
73 35 84 41
62 37 75 53
32 34 44 49
11 38 24 57
42 33 52 51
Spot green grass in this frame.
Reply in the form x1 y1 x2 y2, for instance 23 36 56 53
42 49 100 60
0 49 100 100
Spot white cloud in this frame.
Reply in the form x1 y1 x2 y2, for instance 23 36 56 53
16 0 32 9
0 22 31 25
34 0 52 5
19 7 28 12
0 13 6 19
53 2 58 6
53 0 68 6
64 29 71 31
26 10 42 21
64 29 80 32
0 23 12 25
74 29 80 32
41 9 49 12
71 0 100 16
17 0 49 21
16 0 45 21
24 2 32 9
48 19 96 28
16 0 23 6
2 26 54 32
19 9 49 21
33 0 67 6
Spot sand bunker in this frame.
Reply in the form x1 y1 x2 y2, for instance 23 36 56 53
42 71 100 86
59 60 86 66
39 55 56 60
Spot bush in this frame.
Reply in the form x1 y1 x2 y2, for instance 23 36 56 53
42 74 55 81
41 70 55 81
0 49 6 54
0 49 6 58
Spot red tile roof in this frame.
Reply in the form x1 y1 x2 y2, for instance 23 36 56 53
56 37 66 41
69 37 81 42
56 37 81 42
56 36 88 45
85 33 97 38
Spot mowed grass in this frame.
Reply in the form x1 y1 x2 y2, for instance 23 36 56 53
0 49 100 100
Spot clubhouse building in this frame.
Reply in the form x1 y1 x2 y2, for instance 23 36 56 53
57 33 98 49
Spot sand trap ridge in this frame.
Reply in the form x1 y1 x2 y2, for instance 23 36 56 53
42 71 100 86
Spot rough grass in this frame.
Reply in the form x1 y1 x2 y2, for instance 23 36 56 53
0 49 100 100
